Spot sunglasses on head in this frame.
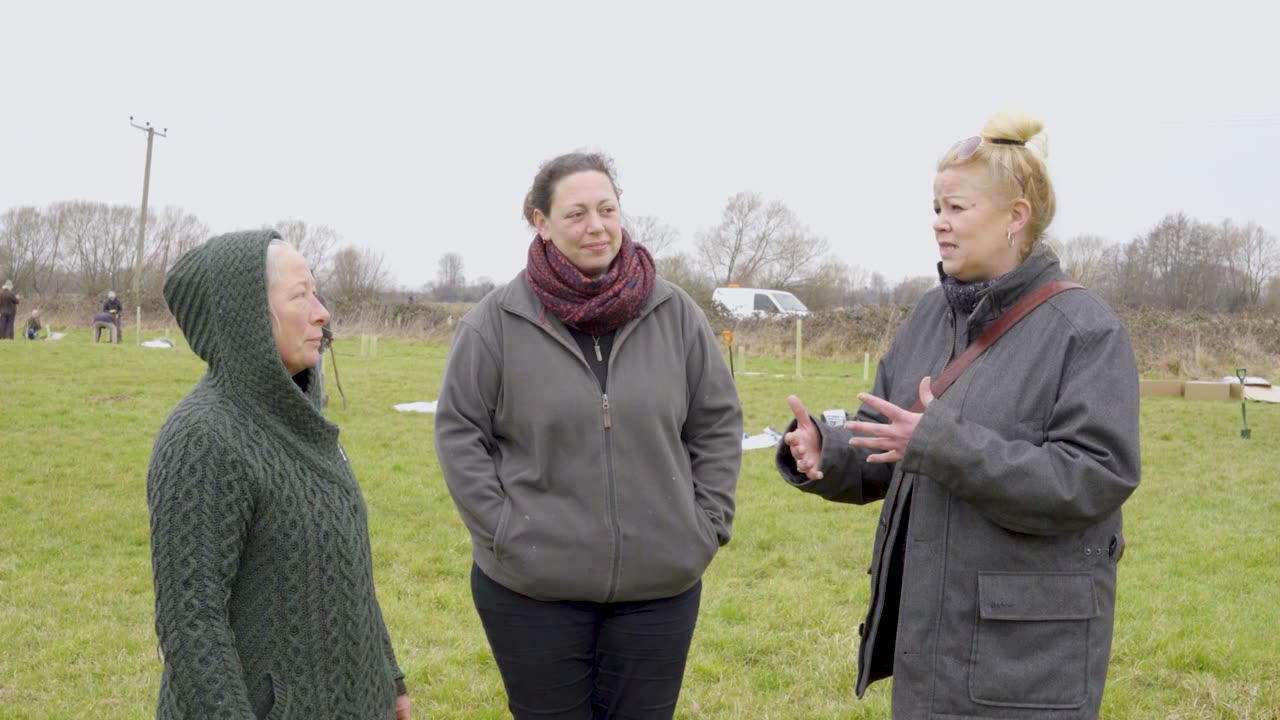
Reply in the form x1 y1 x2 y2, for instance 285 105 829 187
948 136 1027 196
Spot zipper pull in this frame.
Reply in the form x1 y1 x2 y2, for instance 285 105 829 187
602 393 612 428
593 336 603 362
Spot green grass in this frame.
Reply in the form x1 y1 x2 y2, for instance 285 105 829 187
1 335 1277 718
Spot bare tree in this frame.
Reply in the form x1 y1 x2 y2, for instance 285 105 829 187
844 264 870 298
324 245 389 307
51 201 139 296
1110 213 1210 310
1093 213 1263 311
1100 237 1152 308
790 258 850 310
623 214 679 257
1263 276 1280 313
867 272 890 306
1240 222 1279 307
435 252 466 301
0 207 51 294
460 276 498 303
270 220 340 277
1056 234 1111 287
1221 220 1278 308
757 226 830 289
1143 213 1227 310
656 252 713 304
891 276 937 305
696 192 795 286
140 207 209 301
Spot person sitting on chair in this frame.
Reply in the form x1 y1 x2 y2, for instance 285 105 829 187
25 309 44 340
93 312 118 343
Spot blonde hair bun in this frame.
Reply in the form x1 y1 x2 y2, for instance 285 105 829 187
981 108 1048 158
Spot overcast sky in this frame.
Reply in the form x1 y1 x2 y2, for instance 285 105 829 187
4 0 1278 290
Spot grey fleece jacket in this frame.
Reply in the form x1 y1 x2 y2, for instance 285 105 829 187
147 231 404 719
778 247 1140 719
435 272 743 603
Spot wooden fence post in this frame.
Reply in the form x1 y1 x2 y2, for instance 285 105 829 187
795 318 803 378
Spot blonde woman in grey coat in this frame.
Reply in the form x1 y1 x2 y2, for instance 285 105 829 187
780 109 1140 719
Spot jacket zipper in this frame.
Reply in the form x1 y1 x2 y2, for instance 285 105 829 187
602 393 623 602
569 325 621 601
522 300 673 604
599 317 647 603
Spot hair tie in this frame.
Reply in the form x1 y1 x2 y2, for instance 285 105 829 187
989 138 1026 146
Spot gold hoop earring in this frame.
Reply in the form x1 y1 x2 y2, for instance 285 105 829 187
1007 229 1013 248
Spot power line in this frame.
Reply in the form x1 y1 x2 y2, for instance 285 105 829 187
1159 113 1280 129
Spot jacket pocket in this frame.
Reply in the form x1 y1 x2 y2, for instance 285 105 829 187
693 504 719 548
969 572 1098 709
491 496 513 562
253 673 290 720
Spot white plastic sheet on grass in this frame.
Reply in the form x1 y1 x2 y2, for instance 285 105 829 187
394 401 438 413
743 427 783 451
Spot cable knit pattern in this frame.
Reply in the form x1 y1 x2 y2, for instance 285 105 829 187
147 230 403 719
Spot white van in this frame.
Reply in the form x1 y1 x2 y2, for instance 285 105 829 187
712 287 811 319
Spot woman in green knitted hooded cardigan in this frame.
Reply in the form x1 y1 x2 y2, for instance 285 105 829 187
147 230 410 719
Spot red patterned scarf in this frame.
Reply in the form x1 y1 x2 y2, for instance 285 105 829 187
525 230 655 335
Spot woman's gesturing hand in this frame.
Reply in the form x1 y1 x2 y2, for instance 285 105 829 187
784 395 824 480
847 377 934 464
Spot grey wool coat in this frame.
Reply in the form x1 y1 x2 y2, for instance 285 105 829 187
778 247 1140 719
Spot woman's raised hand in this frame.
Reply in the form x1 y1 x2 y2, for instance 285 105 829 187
847 377 933 464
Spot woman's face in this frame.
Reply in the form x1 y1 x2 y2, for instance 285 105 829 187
267 245 330 376
932 164 1025 282
533 171 622 279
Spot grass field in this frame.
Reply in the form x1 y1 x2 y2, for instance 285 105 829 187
1 334 1277 719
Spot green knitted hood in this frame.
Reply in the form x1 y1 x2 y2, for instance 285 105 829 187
163 230 329 426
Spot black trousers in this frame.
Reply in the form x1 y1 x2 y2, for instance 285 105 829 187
0 313 13 339
471 564 701 720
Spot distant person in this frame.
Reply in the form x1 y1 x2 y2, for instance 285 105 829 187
147 230 411 719
435 151 743 719
778 109 1140 718
25 310 43 340
92 312 118 344
0 280 19 340
104 290 123 342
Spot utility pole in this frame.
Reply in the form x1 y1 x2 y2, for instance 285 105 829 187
129 117 167 345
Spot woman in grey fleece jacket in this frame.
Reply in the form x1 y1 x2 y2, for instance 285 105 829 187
781 110 1140 719
435 152 742 719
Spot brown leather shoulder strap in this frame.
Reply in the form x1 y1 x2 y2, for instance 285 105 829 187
909 280 1083 412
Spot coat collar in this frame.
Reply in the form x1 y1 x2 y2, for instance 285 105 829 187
935 244 1066 326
